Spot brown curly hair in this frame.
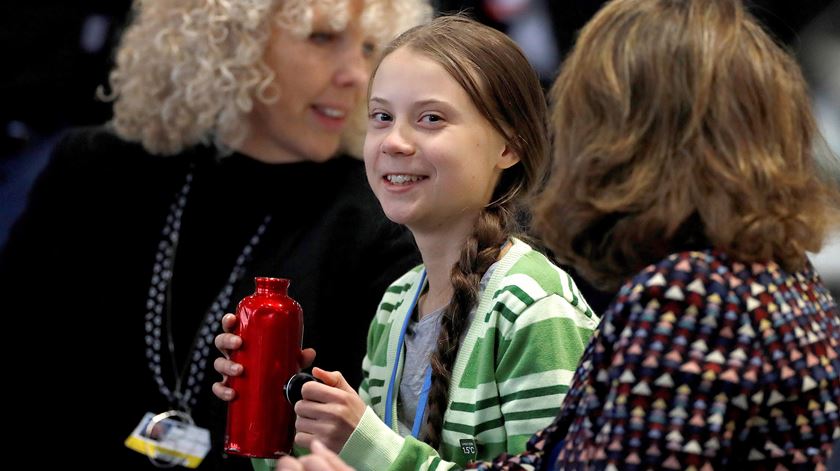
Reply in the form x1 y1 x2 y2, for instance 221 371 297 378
372 15 550 450
534 0 840 290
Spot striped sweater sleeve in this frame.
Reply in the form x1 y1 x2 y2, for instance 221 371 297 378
442 250 597 463
492 293 594 454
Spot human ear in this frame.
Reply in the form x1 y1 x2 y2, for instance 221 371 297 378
496 143 520 170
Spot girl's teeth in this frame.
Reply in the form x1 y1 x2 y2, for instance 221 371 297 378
387 175 422 184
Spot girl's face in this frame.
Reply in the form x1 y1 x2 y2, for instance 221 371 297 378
241 0 376 163
364 47 519 234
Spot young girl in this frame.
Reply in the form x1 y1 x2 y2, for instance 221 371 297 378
215 15 598 470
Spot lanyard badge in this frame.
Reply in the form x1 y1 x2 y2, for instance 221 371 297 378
125 411 211 468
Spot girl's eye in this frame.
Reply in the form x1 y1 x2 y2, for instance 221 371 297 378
420 114 443 124
309 31 337 44
370 111 392 122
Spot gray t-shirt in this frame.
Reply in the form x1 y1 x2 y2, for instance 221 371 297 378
397 304 445 437
396 262 499 438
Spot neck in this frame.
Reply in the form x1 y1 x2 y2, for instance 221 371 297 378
411 215 478 319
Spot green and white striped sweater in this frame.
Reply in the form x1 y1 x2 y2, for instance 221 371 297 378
339 238 599 471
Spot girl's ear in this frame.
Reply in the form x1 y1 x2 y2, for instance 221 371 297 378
496 144 520 170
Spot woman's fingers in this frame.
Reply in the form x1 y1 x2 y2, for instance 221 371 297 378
211 350 242 402
213 357 243 377
221 313 237 333
214 332 242 358
212 381 236 401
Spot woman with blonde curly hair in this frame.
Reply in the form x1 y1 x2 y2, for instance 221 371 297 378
0 0 429 469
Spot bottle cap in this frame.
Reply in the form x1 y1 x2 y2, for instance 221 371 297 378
284 372 323 405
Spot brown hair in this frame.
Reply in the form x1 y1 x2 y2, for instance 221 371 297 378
535 0 840 290
372 15 549 449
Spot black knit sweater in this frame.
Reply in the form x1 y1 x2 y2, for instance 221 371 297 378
1 126 419 470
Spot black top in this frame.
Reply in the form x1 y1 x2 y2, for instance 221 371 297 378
1 126 420 470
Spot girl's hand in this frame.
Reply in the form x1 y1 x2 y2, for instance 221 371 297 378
276 440 355 471
294 368 366 453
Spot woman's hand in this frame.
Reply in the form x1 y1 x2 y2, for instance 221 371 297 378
211 313 318 401
294 368 366 453
212 314 243 401
276 440 355 471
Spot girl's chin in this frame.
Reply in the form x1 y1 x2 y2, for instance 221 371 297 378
380 208 415 227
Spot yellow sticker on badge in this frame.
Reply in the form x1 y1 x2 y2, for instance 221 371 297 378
125 411 211 469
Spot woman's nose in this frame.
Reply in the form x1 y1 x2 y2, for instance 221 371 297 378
334 47 368 89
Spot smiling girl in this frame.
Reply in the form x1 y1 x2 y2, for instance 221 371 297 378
215 15 599 471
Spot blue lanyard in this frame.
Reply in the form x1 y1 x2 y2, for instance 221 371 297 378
411 368 433 437
383 270 432 438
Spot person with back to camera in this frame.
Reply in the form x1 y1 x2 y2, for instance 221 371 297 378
266 0 840 469
478 0 840 469
213 14 600 471
0 0 430 469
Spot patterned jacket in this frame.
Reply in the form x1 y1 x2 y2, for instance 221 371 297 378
477 250 840 470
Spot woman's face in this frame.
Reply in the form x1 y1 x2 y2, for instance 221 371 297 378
241 0 376 163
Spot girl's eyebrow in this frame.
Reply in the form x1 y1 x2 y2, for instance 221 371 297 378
369 97 450 108
369 96 390 106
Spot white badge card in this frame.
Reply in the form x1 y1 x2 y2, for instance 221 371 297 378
125 411 211 468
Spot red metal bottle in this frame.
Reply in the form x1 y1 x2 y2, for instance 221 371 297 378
224 277 303 458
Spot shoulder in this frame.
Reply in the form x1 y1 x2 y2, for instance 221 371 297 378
26 126 141 190
318 156 370 199
491 238 596 319
611 250 732 317
44 125 172 179
56 125 127 148
52 125 144 161
313 156 389 220
313 156 414 245
605 249 833 351
381 264 425 298
619 249 798 309
43 125 200 189
372 264 425 318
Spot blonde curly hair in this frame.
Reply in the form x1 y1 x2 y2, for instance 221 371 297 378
103 0 431 156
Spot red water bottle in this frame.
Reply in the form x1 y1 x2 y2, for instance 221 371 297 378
224 277 303 458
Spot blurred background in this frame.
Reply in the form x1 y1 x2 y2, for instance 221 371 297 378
1 0 837 294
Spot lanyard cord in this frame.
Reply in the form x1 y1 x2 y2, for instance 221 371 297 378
384 269 432 438
144 166 271 412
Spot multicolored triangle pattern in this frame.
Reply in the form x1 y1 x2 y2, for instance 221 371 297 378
477 249 840 470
